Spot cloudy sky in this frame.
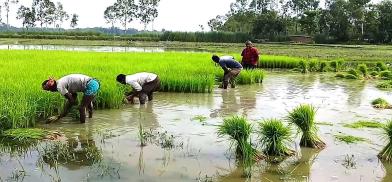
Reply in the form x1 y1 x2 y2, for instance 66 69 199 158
7 0 235 31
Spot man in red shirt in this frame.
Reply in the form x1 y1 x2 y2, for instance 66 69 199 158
241 41 259 69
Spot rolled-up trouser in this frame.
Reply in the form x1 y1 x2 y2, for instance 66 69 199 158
139 76 161 104
223 68 242 89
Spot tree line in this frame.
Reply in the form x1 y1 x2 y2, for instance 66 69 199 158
2 0 160 33
208 0 392 43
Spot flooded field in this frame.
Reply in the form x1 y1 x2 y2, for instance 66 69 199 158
0 44 206 53
1 72 392 182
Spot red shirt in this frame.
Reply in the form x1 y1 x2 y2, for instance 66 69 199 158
241 47 259 65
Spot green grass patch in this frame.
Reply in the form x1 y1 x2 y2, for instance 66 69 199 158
371 98 391 109
192 115 208 123
2 128 48 141
343 121 384 129
377 81 392 89
334 134 367 144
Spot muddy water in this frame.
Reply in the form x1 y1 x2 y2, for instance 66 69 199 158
1 72 392 182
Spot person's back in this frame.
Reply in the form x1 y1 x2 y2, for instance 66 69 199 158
57 74 91 95
126 72 157 89
219 56 243 69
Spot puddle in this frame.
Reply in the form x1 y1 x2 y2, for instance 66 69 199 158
1 72 392 181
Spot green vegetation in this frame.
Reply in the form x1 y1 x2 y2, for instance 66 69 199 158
334 134 367 144
380 71 392 80
217 116 252 156
357 64 368 78
330 60 345 72
1 128 48 141
379 121 392 161
315 122 333 126
377 81 392 89
192 115 208 123
287 104 325 149
0 50 265 131
258 119 293 156
343 121 384 129
376 62 388 72
371 98 391 109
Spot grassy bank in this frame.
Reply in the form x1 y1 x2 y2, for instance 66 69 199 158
0 50 264 131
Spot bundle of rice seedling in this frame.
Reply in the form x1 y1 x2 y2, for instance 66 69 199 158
378 121 392 161
287 104 325 149
258 119 294 156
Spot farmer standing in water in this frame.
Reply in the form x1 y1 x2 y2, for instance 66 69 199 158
212 55 243 89
116 72 161 104
241 40 260 69
42 74 100 123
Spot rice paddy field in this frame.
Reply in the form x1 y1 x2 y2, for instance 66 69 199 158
1 44 392 181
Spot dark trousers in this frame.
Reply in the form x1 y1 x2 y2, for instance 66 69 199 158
242 62 257 69
223 68 241 89
140 76 161 104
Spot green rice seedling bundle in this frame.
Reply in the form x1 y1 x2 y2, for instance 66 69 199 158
319 62 329 72
357 64 368 77
330 59 345 72
377 81 392 89
378 120 392 161
371 98 391 109
370 71 379 77
380 70 392 80
0 50 266 131
258 55 301 69
258 119 294 156
335 73 345 78
308 59 319 72
347 68 360 78
287 104 325 149
376 62 388 71
298 60 309 73
217 116 252 156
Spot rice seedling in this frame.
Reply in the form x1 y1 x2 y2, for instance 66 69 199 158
319 62 329 72
377 80 392 89
330 59 345 72
372 98 391 109
298 60 309 73
0 50 266 132
370 71 379 77
287 104 325 149
378 120 392 161
380 71 392 80
258 119 294 156
343 120 384 129
258 55 301 69
2 128 48 141
334 134 367 144
217 116 252 156
347 68 360 78
308 59 319 72
316 122 333 126
335 73 345 78
357 64 368 77
342 154 356 169
345 74 358 79
376 62 388 71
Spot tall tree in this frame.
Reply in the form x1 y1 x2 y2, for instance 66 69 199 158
138 0 160 30
16 5 35 30
104 5 117 30
54 2 69 29
70 13 78 28
377 0 392 43
114 0 138 33
32 0 55 28
3 0 19 28
208 15 226 31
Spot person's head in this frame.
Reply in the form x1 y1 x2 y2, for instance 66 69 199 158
42 77 57 92
116 74 127 84
211 55 220 63
245 40 253 48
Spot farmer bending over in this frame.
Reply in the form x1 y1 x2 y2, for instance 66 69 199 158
42 74 100 123
241 40 259 69
212 55 243 89
116 72 160 104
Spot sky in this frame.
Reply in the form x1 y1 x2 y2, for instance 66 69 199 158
6 0 236 31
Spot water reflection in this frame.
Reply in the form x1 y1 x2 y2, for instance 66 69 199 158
382 161 392 182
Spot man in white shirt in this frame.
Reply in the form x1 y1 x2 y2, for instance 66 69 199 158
42 74 100 123
116 72 161 104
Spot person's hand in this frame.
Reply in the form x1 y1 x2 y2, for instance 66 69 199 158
46 115 60 124
126 96 135 104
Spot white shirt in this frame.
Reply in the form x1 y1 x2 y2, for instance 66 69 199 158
125 72 157 91
57 74 91 95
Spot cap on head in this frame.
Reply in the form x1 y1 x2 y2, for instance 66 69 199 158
211 55 220 63
116 74 126 84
